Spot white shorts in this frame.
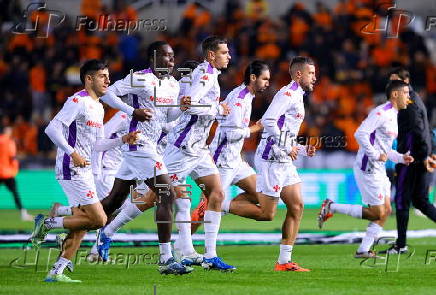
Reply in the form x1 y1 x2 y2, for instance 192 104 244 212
164 146 219 186
116 153 168 181
353 166 391 206
57 176 99 207
255 157 301 198
219 161 256 189
94 170 116 200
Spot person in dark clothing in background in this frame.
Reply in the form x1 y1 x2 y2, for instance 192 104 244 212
381 68 436 254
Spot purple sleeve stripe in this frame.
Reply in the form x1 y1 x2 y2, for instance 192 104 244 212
383 102 393 111
157 132 167 144
360 130 376 171
62 120 77 180
129 94 140 151
261 114 286 160
206 63 214 74
237 87 249 99
213 136 227 162
174 115 198 148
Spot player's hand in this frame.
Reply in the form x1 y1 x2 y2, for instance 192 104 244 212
180 96 191 111
249 120 263 133
289 146 299 161
122 130 141 145
71 151 90 168
133 108 153 121
403 152 414 165
307 145 316 157
220 103 231 116
425 156 436 173
431 154 436 162
378 153 388 162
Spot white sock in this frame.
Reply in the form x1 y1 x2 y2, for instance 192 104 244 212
57 206 72 216
20 209 29 216
203 210 221 259
104 202 142 237
44 217 64 229
113 198 130 216
222 199 231 213
330 204 362 218
175 198 195 255
159 242 172 263
278 244 293 264
49 256 70 275
358 222 382 253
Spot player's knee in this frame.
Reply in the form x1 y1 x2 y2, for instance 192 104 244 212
258 211 274 221
90 214 107 229
288 202 303 216
385 206 392 217
211 189 225 203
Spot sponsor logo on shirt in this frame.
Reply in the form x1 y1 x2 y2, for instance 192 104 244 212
149 96 174 104
284 91 292 97
86 120 103 128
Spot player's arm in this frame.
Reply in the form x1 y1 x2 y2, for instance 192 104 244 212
409 104 432 161
45 97 89 167
387 150 414 164
101 74 153 121
261 93 293 155
94 128 140 152
222 97 250 143
354 110 384 161
183 72 226 116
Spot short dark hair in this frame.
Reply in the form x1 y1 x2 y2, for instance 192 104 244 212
80 59 108 84
244 60 269 85
388 67 410 82
289 56 314 74
180 60 200 71
201 36 227 57
385 79 408 98
146 40 169 63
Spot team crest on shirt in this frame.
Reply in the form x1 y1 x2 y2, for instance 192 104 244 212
273 185 281 192
378 193 383 200
86 191 95 198
155 162 163 170
284 91 292 97
170 174 178 181
121 114 127 119
235 102 242 108
201 75 209 81
72 97 79 103
295 113 304 120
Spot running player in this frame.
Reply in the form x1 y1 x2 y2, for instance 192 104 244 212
95 41 192 275
163 36 235 271
31 60 139 282
318 79 414 258
190 60 271 234
255 56 316 272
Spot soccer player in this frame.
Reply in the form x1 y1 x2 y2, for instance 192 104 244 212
96 41 193 275
318 79 414 258
31 60 139 282
190 60 272 234
163 36 235 271
92 61 199 264
255 56 316 272
380 68 436 254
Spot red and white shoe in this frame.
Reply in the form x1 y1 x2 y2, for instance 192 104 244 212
318 198 334 229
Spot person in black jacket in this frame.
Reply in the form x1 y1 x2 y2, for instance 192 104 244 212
382 67 436 254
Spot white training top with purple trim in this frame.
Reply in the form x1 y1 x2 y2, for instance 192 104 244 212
167 61 223 156
210 84 254 168
354 101 404 174
100 111 129 171
53 90 104 180
256 80 305 163
107 69 180 156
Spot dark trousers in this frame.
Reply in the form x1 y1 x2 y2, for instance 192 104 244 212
394 163 436 248
0 177 23 210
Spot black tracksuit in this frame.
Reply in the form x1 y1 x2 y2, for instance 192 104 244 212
394 86 436 248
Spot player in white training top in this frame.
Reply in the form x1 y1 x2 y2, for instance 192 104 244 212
163 36 236 271
30 60 139 283
190 61 273 235
318 79 414 258
96 41 192 275
255 56 317 272
87 61 199 264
